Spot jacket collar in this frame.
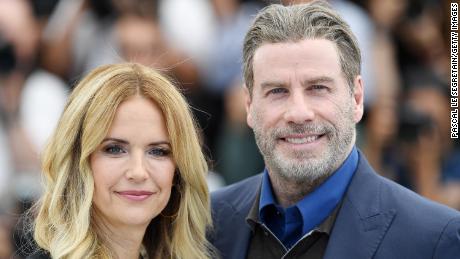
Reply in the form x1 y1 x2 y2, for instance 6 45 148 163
324 151 396 259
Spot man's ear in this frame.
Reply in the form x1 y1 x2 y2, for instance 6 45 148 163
243 86 254 128
352 76 364 123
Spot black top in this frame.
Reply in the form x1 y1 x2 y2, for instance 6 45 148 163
245 189 340 259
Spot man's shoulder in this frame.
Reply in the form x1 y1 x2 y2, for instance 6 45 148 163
350 152 460 229
355 152 459 220
209 175 263 259
373 174 460 256
329 155 460 258
379 174 460 222
211 174 262 210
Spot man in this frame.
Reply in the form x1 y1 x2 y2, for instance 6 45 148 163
209 1 460 258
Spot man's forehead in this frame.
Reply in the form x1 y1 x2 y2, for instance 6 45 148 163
252 39 342 80
253 39 340 67
253 38 339 57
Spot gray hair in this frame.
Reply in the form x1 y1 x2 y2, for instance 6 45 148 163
243 0 361 94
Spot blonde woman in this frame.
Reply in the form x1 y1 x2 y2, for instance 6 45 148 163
30 63 213 259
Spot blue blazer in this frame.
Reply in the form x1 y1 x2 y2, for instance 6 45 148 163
210 153 460 259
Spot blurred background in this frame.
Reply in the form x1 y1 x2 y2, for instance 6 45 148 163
0 0 458 257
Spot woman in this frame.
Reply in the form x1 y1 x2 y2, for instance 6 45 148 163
31 63 213 258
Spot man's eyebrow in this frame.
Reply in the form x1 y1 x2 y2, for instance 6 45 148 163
259 77 335 89
260 81 287 89
302 76 335 86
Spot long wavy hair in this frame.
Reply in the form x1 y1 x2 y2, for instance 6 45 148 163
33 63 213 258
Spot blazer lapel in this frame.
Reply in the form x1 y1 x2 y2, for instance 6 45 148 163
220 206 253 259
212 174 263 259
324 153 396 259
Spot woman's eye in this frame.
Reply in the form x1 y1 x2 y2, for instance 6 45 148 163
103 145 125 154
148 147 171 157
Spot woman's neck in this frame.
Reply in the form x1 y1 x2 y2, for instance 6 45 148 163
109 230 144 259
96 219 148 259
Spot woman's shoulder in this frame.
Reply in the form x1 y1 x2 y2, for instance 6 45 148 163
26 250 51 259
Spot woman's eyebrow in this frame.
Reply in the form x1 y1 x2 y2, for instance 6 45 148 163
102 138 171 147
101 137 129 144
147 141 171 147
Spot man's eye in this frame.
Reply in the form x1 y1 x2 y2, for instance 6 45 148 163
268 88 287 95
311 85 327 91
103 145 125 154
148 147 171 157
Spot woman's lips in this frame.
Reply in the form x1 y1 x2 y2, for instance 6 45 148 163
116 190 154 201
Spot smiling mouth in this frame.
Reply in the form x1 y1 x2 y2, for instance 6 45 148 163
281 134 325 144
116 191 155 201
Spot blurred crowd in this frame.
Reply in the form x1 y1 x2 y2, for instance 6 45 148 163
0 0 458 257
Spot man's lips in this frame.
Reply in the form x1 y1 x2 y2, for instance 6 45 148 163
280 134 325 144
116 190 155 201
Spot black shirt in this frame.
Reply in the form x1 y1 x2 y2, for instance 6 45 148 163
245 190 340 259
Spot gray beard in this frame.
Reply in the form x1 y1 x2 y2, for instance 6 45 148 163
252 106 355 187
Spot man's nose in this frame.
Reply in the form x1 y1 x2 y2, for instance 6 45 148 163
283 91 315 124
126 152 149 182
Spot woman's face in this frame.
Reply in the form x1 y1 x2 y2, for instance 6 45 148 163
90 96 175 229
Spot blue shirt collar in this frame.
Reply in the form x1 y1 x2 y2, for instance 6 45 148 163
259 146 359 237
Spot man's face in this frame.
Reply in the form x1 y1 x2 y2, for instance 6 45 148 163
246 39 363 183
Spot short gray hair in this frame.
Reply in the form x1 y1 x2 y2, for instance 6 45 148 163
243 0 361 94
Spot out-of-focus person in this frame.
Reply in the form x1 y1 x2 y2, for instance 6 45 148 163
395 70 460 209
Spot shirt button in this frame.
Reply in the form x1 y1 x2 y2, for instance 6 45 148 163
264 231 269 236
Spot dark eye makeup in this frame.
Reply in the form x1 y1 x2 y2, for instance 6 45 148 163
101 141 171 158
148 147 171 157
103 144 126 155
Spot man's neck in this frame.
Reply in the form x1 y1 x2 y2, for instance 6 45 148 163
268 170 332 208
268 145 355 208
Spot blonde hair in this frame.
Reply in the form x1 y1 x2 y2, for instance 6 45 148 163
33 63 213 258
